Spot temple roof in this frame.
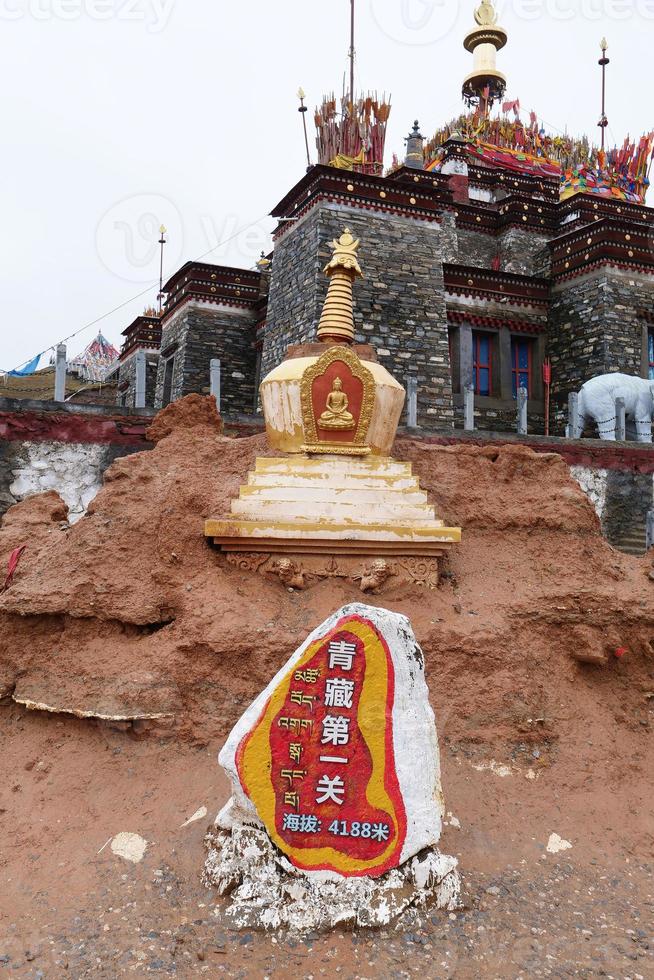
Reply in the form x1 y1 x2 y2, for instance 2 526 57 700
424 111 654 205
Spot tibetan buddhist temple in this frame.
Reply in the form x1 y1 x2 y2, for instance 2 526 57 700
111 0 654 438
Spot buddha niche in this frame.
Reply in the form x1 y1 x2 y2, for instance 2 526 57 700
318 377 355 430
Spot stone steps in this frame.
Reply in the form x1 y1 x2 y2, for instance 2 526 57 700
248 472 421 491
231 498 441 524
610 527 648 557
254 457 413 478
207 517 460 543
207 454 461 554
240 483 429 505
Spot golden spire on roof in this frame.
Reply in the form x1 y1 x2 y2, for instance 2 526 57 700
462 0 508 116
316 228 363 345
474 0 498 26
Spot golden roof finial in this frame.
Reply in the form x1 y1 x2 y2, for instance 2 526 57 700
474 0 497 26
463 0 507 115
316 228 364 345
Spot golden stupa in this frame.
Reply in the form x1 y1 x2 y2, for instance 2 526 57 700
205 229 461 587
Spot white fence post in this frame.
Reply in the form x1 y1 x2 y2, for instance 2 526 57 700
567 392 581 439
463 384 475 431
406 377 418 428
615 396 626 441
210 358 221 412
54 344 67 402
517 386 528 435
647 510 654 551
135 350 146 409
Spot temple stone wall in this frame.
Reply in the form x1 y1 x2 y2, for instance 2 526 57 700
264 204 454 428
116 352 160 408
453 400 545 436
548 268 654 430
571 464 653 549
498 228 550 276
155 303 257 416
439 226 550 276
0 444 18 515
455 228 497 268
571 465 608 523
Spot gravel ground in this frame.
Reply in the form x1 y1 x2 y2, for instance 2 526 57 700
1 855 652 978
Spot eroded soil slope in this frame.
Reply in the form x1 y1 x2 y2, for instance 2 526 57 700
0 394 652 977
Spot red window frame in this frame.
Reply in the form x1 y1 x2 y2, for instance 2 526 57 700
511 337 532 398
472 332 492 396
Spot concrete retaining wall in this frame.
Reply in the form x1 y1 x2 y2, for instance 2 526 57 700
0 399 154 522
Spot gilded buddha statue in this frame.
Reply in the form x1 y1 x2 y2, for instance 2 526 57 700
318 377 355 430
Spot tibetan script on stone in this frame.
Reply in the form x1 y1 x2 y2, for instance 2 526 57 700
218 603 444 879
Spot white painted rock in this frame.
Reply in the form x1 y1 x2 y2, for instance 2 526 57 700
217 603 445 881
204 825 460 932
110 832 148 864
546 833 573 854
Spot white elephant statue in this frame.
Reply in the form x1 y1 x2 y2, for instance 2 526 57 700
578 373 654 442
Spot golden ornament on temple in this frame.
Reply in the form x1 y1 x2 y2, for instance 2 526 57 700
474 0 497 26
462 0 507 114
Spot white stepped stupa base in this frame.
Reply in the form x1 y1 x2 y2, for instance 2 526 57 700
205 456 461 557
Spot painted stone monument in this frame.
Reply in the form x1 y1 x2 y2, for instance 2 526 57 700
205 228 461 592
204 604 461 931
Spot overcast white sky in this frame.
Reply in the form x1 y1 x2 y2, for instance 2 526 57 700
0 0 651 371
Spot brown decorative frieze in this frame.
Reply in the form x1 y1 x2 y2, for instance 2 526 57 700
446 309 547 334
271 167 448 241
119 314 162 361
443 263 550 306
550 217 654 280
162 262 262 320
558 193 654 230
496 196 557 232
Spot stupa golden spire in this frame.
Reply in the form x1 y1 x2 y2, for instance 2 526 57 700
316 228 363 344
462 0 508 115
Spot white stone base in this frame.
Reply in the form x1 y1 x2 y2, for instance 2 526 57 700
205 456 461 555
203 826 461 933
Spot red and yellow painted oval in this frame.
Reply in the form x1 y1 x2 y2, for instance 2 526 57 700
235 613 407 877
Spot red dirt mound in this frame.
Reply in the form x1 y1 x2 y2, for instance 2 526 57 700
0 396 651 757
1 395 652 974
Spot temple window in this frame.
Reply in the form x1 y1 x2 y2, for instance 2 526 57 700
511 337 532 397
472 332 492 396
162 357 175 407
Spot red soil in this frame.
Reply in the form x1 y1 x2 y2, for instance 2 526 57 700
0 394 652 976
